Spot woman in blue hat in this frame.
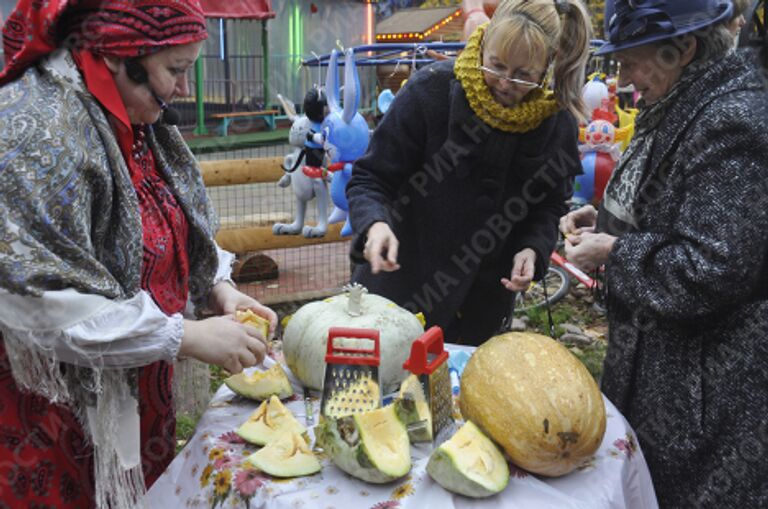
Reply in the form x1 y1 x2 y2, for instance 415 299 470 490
347 0 592 345
560 0 768 506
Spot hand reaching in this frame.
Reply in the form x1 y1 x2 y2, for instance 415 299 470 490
501 248 537 292
364 222 401 274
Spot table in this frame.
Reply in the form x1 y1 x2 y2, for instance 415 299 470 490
147 347 658 509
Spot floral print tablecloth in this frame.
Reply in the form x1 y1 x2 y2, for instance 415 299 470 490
147 347 658 509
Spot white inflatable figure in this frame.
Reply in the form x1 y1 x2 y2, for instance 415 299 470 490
272 91 331 238
582 77 609 119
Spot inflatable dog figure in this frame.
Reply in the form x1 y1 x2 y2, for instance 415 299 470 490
273 90 330 238
320 49 370 237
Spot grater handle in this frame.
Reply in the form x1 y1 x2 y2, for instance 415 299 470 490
403 326 449 375
325 327 380 366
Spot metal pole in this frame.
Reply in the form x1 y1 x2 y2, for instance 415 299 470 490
223 19 232 110
193 56 208 135
262 19 270 108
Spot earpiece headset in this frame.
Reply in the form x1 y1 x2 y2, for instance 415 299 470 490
124 58 181 126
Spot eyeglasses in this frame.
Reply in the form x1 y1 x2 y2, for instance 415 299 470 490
478 65 543 89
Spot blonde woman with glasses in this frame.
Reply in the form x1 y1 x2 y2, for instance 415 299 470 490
347 0 592 345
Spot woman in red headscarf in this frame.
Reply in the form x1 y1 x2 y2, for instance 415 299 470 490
0 2 276 508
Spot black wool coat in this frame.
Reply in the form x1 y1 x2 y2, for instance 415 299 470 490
601 49 768 507
347 61 581 344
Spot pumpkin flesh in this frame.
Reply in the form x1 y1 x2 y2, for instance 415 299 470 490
426 420 509 497
317 404 411 483
246 431 321 478
236 395 307 446
224 363 294 401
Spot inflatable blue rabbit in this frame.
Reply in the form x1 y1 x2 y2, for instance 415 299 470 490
320 48 370 237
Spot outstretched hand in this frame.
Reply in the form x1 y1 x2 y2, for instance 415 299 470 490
501 248 537 292
364 222 401 274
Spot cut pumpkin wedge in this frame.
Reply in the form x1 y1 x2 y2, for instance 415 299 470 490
236 395 307 446
246 431 321 478
224 363 294 401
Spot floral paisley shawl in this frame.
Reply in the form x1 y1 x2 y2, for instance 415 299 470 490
0 49 219 508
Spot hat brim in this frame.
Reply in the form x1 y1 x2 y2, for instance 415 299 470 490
594 4 732 56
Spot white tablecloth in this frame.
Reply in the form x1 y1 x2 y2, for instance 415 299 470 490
147 347 658 509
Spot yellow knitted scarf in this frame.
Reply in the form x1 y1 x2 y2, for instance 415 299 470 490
455 23 560 133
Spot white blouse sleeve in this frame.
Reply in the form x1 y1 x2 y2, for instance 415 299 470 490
0 288 183 368
213 241 236 286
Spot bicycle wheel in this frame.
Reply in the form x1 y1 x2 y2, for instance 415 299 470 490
513 266 571 314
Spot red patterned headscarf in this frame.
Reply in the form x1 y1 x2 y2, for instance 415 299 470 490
0 0 207 85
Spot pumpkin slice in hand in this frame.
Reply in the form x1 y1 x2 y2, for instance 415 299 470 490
426 420 509 497
246 431 321 478
317 404 411 483
394 374 432 442
224 363 294 401
236 395 307 446
236 309 271 339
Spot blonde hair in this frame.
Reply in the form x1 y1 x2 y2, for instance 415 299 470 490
484 0 592 121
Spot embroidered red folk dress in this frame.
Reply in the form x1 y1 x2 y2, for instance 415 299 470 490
0 53 190 507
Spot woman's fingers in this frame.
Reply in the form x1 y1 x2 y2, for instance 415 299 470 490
366 237 399 273
560 205 597 236
386 237 399 265
238 348 258 369
225 358 244 375
501 276 530 292
244 332 268 363
250 303 278 331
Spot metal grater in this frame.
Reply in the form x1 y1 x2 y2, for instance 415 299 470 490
402 326 455 444
320 327 382 419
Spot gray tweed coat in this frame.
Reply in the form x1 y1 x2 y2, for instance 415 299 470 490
601 49 768 507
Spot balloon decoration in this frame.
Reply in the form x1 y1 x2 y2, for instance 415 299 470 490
575 113 620 205
273 90 331 238
377 88 395 115
574 76 638 206
319 48 370 237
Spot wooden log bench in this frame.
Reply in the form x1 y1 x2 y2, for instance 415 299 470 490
210 109 278 136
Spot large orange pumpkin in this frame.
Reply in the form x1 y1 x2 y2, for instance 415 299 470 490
460 332 606 477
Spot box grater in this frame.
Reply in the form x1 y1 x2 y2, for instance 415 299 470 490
320 327 382 419
402 326 455 444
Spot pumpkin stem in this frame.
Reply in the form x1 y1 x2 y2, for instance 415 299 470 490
343 283 368 316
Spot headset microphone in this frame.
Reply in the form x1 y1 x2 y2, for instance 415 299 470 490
124 58 181 126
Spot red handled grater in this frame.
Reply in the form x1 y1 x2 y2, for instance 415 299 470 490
402 326 455 444
320 327 382 419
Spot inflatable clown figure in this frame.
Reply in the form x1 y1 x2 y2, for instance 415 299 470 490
574 109 622 206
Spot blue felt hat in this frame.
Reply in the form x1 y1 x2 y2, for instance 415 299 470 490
595 0 733 55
